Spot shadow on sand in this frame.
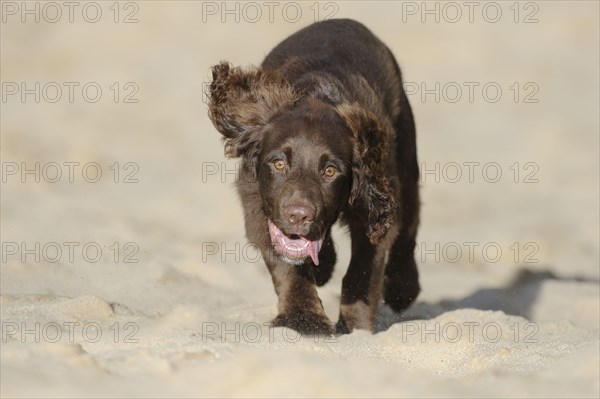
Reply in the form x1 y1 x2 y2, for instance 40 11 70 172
376 268 599 333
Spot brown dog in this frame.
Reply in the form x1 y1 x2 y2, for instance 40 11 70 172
208 19 420 335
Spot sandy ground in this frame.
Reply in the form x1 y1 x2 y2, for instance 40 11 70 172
1 1 599 397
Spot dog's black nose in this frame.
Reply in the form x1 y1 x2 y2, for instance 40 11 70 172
285 205 315 225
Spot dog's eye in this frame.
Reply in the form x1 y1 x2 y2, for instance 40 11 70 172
324 166 337 178
273 159 287 171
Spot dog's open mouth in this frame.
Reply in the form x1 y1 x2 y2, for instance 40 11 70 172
268 221 324 265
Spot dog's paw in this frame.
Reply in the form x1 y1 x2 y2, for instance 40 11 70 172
271 310 334 335
383 274 420 313
336 301 375 334
334 317 352 335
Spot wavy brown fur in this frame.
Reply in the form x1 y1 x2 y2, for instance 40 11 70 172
206 19 420 335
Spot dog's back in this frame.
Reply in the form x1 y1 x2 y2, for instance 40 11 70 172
262 19 404 120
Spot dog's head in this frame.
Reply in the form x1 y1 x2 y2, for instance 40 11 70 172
208 62 396 265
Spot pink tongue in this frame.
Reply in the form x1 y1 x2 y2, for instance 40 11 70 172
268 221 324 266
307 239 320 265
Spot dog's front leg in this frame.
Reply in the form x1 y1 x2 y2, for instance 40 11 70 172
243 212 333 335
336 223 393 334
238 175 334 335
264 254 334 335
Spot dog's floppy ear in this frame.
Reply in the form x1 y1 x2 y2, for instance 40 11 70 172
208 61 299 158
337 103 398 244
